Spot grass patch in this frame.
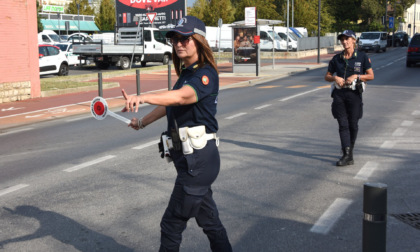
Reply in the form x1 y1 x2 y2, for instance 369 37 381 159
40 64 170 91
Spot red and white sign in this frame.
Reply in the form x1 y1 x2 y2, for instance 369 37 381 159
90 97 131 124
146 12 157 24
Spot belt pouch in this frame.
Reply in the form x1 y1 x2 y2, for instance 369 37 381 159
179 127 194 155
187 125 207 149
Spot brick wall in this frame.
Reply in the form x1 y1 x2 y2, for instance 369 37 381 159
0 0 40 104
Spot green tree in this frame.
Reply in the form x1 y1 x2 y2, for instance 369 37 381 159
233 0 281 21
66 0 95 15
37 0 43 33
189 0 210 22
95 0 116 31
203 0 236 26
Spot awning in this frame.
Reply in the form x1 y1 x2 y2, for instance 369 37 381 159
41 19 57 30
41 19 99 32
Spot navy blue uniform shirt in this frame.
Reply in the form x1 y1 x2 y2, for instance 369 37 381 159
328 50 372 79
166 63 219 133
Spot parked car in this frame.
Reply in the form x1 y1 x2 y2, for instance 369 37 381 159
358 31 387 52
38 30 62 45
38 44 69 76
406 33 420 67
55 42 85 66
387 32 409 47
67 33 93 43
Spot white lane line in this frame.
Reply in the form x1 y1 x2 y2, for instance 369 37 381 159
279 88 322 102
412 110 420 116
392 128 407 137
133 139 160 150
380 141 395 149
225 112 247 120
0 184 29 197
354 161 379 180
310 198 353 235
0 127 34 136
64 155 116 172
255 104 272 110
401 120 413 127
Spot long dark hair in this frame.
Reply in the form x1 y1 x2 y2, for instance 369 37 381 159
172 34 219 77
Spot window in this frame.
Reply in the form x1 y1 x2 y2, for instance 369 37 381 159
144 30 151 42
42 35 51 42
39 46 48 56
46 46 59 56
153 30 167 44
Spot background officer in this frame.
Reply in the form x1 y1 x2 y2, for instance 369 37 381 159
325 30 374 166
122 16 232 252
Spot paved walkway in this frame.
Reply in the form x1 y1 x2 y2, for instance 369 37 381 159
0 57 331 131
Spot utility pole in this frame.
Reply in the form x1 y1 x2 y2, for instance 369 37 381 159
317 0 321 64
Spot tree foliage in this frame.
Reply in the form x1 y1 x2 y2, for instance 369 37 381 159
66 0 95 15
233 0 281 21
37 0 43 33
95 0 116 31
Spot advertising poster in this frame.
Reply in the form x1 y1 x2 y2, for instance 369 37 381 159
116 0 185 29
233 27 257 64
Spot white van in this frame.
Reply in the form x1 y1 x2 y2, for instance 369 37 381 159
273 26 298 51
38 30 61 44
358 31 387 53
259 26 289 51
205 25 233 52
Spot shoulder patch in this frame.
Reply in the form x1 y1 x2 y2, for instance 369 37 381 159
202 75 209 85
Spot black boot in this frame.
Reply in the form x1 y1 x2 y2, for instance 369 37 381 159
336 147 354 166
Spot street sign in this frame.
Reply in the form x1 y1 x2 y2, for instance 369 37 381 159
42 5 64 13
389 17 394 29
245 7 256 26
147 12 157 24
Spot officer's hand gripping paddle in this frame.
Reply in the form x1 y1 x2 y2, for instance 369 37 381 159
91 96 131 124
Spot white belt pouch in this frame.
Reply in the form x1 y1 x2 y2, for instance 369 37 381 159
179 125 218 155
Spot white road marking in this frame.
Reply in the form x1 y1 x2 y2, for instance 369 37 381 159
133 139 160 150
255 104 272 110
0 184 29 197
1 107 24 112
280 88 322 102
401 120 413 127
380 141 395 149
392 128 407 137
0 127 34 136
310 198 353 234
64 155 116 172
354 161 379 180
225 112 247 120
411 110 420 116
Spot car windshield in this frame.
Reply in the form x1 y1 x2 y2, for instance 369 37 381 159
360 33 380 39
49 34 62 42
56 44 69 51
267 30 281 40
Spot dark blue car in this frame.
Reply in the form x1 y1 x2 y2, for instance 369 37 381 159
406 33 420 67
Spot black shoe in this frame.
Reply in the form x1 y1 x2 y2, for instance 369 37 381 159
336 147 354 166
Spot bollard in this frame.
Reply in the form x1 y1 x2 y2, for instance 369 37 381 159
98 72 103 97
363 182 387 252
136 69 140 95
168 64 171 91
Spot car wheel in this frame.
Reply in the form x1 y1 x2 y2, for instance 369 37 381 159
406 61 412 67
162 54 170 65
119 56 131 70
58 63 69 76
382 46 386 52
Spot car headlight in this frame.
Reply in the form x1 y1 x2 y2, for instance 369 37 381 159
359 41 363 45
374 41 378 45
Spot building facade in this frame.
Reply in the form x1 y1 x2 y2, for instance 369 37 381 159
0 0 40 103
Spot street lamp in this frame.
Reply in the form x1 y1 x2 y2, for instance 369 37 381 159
77 1 80 35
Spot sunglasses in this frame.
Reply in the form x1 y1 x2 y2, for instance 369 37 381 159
170 36 192 45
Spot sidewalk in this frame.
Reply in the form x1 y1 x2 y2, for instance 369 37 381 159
0 58 330 131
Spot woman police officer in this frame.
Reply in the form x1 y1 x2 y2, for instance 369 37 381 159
325 30 374 166
121 16 232 252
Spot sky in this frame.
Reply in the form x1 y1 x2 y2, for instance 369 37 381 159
187 0 195 7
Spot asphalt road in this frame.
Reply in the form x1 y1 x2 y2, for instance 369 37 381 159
1 47 419 251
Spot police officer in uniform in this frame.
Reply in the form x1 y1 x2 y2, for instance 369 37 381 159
325 30 374 166
122 16 232 252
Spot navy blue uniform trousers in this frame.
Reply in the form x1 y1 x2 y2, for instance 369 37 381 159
159 140 232 252
331 88 363 149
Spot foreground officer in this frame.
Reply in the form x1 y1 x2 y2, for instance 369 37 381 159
325 30 374 166
122 16 232 252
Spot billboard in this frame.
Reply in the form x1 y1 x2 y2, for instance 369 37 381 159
116 0 186 29
233 27 257 64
